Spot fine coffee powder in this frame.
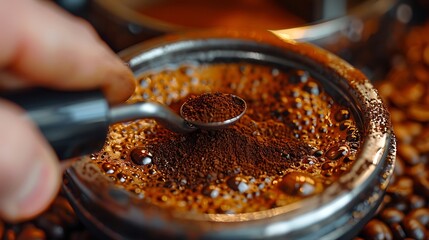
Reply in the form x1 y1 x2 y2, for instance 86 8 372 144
90 63 361 214
132 128 311 189
180 92 245 123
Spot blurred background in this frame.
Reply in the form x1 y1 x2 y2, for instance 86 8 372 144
54 0 427 79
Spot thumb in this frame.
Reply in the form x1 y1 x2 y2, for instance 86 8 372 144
0 99 61 222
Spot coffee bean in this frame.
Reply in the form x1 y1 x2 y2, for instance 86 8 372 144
408 104 429 122
405 162 427 179
35 213 66 239
407 208 429 227
386 176 413 200
361 219 393 240
377 81 394 100
379 208 404 224
390 223 407 239
391 82 425 106
408 195 426 210
16 224 45 240
398 143 421 165
386 200 408 213
394 121 422 144
415 129 429 153
415 137 429 153
403 217 428 240
51 197 79 228
415 175 429 199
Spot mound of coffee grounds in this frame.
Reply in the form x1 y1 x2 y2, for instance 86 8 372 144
0 194 92 239
139 128 311 188
181 92 245 123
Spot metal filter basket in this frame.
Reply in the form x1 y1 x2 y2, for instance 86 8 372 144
63 30 396 239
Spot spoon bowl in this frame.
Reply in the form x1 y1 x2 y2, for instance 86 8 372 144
109 93 247 134
180 93 247 130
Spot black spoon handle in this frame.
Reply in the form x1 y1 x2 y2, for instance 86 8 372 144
1 88 110 159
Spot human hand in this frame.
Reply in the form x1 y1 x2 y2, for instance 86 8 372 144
0 0 135 222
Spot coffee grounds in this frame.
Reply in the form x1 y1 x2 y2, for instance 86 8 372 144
181 92 245 123
144 127 311 188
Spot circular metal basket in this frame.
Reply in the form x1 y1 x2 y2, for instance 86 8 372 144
63 30 396 239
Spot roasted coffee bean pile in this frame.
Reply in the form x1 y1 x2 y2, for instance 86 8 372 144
355 23 429 240
0 194 92 240
180 92 245 123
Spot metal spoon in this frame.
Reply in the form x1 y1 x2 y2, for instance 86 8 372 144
1 89 246 158
110 93 247 133
109 102 195 133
